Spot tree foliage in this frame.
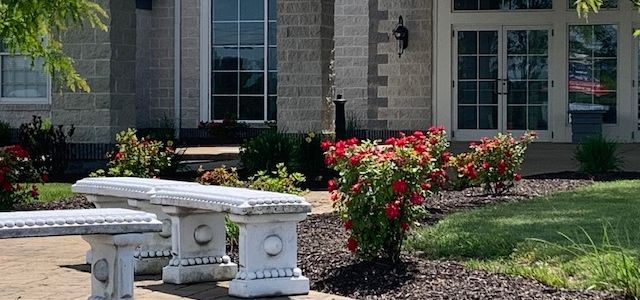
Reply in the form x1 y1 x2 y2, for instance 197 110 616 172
574 0 640 35
0 0 108 92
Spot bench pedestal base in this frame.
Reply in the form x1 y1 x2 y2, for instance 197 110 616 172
83 233 143 300
163 262 238 284
229 276 310 298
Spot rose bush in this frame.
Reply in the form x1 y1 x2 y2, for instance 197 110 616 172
91 128 175 178
452 132 536 195
323 127 450 262
0 145 42 210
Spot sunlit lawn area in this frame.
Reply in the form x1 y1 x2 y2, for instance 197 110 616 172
30 183 73 203
407 180 640 296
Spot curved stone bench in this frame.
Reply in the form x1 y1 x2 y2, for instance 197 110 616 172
150 185 311 298
72 177 199 275
0 208 162 300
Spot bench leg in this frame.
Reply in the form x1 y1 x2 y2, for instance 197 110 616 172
161 206 238 284
128 199 173 275
84 195 132 265
228 213 310 298
83 233 143 300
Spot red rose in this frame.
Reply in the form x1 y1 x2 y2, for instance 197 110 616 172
514 173 522 182
401 222 410 231
441 152 451 163
324 155 336 166
497 160 507 175
349 154 362 166
347 237 358 252
330 191 340 202
320 140 333 151
410 193 424 206
421 182 432 191
413 131 425 139
384 137 396 145
482 162 491 170
429 138 439 145
335 147 345 157
391 180 408 194
464 163 477 180
385 202 401 220
414 144 427 153
344 220 353 230
327 179 338 192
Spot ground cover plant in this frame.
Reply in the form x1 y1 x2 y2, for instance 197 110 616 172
406 180 640 298
575 135 621 173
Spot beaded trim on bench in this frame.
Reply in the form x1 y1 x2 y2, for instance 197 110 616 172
235 267 303 280
134 249 172 259
168 255 231 267
0 213 156 229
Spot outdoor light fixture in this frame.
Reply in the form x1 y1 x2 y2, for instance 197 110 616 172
392 16 409 58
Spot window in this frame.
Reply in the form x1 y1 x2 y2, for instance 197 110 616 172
568 24 617 123
453 0 552 11
0 44 48 103
211 0 277 121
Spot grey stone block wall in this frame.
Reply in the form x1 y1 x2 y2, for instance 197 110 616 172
0 105 51 127
180 0 201 128
136 9 152 128
49 0 137 143
334 0 432 130
277 0 335 133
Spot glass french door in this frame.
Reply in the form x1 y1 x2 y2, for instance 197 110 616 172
454 26 551 141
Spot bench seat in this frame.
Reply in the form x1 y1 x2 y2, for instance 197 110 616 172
0 208 162 300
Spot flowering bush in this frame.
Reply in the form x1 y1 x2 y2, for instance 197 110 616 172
324 127 450 262
197 166 244 187
91 128 175 178
453 132 536 195
0 145 42 210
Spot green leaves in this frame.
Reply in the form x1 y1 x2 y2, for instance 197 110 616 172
0 0 108 92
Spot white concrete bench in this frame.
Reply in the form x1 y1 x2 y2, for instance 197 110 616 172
72 177 199 275
0 208 162 300
150 185 311 298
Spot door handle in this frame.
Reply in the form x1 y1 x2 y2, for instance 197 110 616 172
497 79 508 95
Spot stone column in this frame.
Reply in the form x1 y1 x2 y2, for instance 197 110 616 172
228 213 309 298
161 206 237 284
83 233 143 300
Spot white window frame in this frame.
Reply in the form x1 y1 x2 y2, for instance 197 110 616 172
434 0 639 142
0 52 51 105
200 0 276 123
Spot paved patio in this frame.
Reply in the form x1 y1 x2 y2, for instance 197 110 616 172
0 235 351 300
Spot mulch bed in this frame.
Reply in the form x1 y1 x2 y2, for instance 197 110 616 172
13 195 94 211
15 175 637 299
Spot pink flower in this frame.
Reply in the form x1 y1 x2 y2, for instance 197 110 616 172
350 182 362 194
391 180 408 194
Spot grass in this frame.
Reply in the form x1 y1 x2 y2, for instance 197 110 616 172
406 180 640 297
30 182 73 203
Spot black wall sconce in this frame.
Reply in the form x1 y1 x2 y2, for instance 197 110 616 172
392 16 409 58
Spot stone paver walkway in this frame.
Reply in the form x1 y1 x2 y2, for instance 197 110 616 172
0 235 351 299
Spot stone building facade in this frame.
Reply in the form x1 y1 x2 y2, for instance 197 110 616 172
2 0 639 143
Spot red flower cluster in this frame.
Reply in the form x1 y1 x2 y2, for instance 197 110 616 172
0 145 41 209
4 145 29 159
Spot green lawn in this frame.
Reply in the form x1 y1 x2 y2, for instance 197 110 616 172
31 182 73 202
406 180 640 296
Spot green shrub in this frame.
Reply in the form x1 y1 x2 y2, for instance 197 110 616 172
0 121 11 147
19 115 74 178
575 136 621 173
293 132 328 181
197 166 244 187
240 130 295 175
248 163 307 195
91 128 175 178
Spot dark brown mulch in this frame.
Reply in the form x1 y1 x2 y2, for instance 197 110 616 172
13 195 94 211
298 213 621 300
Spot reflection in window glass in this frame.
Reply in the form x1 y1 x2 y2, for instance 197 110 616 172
454 0 551 10
212 0 277 121
0 52 48 100
568 25 617 123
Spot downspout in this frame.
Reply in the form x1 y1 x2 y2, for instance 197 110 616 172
174 0 182 139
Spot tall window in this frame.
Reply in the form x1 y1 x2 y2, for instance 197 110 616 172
454 0 552 10
0 44 48 103
568 25 617 123
211 0 277 121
